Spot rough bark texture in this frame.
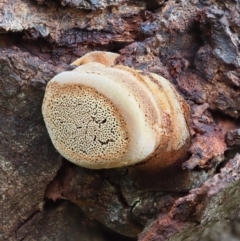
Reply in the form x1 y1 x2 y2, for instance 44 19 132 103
1 0 240 240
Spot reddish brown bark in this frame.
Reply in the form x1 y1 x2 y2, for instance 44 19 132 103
1 0 240 240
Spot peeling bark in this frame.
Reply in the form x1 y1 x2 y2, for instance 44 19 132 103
1 0 240 240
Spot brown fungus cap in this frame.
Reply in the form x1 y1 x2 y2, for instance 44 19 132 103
42 51 190 169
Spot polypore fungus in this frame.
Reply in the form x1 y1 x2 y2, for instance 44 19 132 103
42 51 190 170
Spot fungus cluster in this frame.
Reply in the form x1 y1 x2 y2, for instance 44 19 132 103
42 51 190 170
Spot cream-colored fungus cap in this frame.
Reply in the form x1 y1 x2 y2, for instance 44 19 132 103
71 51 119 67
42 52 190 169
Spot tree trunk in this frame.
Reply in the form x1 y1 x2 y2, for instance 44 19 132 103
1 0 240 240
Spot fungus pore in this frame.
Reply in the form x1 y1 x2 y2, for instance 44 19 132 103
42 51 190 169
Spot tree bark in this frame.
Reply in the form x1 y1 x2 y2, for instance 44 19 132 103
1 0 240 240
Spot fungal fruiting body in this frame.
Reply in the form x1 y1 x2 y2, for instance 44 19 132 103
71 51 119 67
42 51 190 170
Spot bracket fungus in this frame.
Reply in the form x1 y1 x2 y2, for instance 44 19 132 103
42 51 190 172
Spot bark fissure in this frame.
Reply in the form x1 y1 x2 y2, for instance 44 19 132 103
1 0 240 240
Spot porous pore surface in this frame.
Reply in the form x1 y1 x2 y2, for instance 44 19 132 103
42 82 128 169
42 64 160 168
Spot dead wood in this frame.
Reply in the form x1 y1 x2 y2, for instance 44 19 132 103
1 0 240 240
